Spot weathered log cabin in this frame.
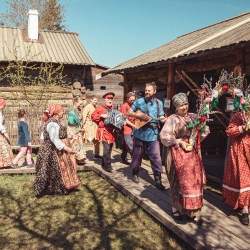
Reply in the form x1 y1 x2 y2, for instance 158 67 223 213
86 63 124 105
104 11 250 159
0 19 95 105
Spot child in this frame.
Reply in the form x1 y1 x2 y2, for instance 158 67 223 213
11 109 34 168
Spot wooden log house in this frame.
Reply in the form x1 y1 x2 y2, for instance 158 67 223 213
0 25 96 105
0 13 124 144
86 63 124 105
103 11 250 158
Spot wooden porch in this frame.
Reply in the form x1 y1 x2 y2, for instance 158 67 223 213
1 146 249 250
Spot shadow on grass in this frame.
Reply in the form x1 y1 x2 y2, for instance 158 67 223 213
0 172 184 250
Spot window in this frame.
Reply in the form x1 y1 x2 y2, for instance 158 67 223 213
100 86 106 90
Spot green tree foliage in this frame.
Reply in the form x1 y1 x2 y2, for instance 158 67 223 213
0 0 66 31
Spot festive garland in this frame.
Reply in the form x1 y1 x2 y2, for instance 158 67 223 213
185 69 246 151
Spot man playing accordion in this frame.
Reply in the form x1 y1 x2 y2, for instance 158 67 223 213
91 92 116 172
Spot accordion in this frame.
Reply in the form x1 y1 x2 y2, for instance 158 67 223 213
104 109 126 130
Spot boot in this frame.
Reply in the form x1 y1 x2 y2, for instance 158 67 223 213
154 171 165 190
132 170 139 183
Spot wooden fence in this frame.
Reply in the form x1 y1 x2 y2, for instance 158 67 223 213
2 104 71 146
2 103 123 147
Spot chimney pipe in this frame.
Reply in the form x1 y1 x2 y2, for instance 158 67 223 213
27 9 39 40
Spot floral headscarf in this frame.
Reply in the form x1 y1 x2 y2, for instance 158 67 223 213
172 93 188 107
42 103 64 121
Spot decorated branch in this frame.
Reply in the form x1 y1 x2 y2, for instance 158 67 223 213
186 68 248 151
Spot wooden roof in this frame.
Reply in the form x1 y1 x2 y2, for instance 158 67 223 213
0 26 95 66
105 11 250 74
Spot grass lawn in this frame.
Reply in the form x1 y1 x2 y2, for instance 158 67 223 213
0 171 188 250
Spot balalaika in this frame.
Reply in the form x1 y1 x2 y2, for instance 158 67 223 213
104 109 127 130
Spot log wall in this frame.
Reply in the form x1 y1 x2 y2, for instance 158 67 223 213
122 45 250 156
86 74 124 105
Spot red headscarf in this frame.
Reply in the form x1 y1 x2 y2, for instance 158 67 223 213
0 98 6 106
42 103 64 121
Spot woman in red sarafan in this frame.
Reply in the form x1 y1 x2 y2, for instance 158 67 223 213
223 110 250 226
160 92 210 225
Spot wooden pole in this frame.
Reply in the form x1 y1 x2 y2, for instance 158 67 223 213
167 63 176 113
167 63 175 99
123 73 127 102
234 48 245 76
176 70 227 128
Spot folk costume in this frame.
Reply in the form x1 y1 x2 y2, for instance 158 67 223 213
91 92 116 172
12 120 33 168
223 111 250 210
160 93 209 217
120 93 135 162
67 105 86 163
34 104 80 197
130 96 165 189
82 102 100 158
0 99 14 168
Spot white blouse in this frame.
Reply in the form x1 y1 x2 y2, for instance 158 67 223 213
40 122 65 150
160 114 210 148
0 112 6 134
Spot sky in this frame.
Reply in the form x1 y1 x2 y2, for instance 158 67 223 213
1 0 250 68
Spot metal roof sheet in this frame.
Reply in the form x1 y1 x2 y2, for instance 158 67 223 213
0 26 95 65
105 11 250 74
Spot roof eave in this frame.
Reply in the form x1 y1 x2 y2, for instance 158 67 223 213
103 40 250 75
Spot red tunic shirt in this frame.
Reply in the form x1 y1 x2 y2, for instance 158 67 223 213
120 102 135 135
91 104 115 143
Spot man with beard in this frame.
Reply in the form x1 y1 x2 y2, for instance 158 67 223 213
127 82 166 190
120 92 136 164
82 95 102 160
91 92 115 172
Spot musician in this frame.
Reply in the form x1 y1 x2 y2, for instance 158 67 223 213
120 92 136 164
91 92 115 172
127 82 166 190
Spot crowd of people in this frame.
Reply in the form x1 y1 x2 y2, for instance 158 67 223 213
0 80 250 226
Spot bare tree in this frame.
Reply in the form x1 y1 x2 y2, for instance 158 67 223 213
0 38 68 108
0 0 66 31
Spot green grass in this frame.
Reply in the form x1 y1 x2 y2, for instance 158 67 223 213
0 172 187 250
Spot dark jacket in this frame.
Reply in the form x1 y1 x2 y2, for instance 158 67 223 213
18 120 31 146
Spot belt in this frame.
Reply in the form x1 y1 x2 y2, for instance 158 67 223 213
146 124 158 129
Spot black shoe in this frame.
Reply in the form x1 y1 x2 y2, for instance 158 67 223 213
186 215 203 225
77 161 86 165
132 174 139 183
172 211 183 221
154 172 165 190
132 170 139 183
240 213 249 225
155 183 165 190
27 163 35 168
93 155 102 160
102 166 112 172
11 163 20 169
121 158 130 165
